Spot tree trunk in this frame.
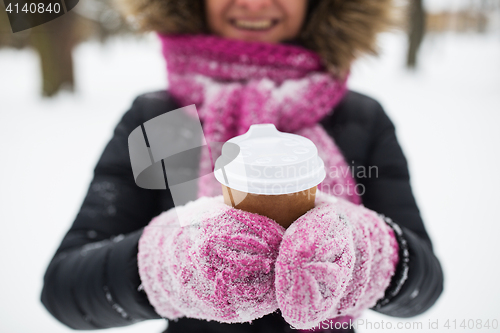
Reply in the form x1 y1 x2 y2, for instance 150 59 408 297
29 11 77 97
407 0 426 69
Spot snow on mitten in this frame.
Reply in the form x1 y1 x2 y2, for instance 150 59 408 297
137 195 286 323
275 190 399 329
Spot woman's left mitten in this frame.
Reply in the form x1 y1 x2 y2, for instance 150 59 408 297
138 195 286 324
275 191 399 329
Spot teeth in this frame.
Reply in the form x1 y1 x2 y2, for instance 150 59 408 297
234 20 273 30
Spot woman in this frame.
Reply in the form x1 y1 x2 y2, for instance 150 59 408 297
40 1 444 332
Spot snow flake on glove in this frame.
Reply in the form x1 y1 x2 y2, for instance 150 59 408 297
275 190 399 329
137 195 286 323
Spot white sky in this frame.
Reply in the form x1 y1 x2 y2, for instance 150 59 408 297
424 0 490 11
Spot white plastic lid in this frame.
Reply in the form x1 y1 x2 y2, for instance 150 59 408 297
214 124 326 195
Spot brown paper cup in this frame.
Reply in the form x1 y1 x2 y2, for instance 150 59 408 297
221 184 317 229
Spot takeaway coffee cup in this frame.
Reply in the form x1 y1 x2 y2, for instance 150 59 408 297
214 124 326 229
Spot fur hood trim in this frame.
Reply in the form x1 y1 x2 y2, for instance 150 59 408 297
113 0 395 75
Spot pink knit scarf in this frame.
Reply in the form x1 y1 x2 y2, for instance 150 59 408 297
158 34 361 205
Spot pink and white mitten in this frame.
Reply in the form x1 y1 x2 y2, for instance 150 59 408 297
275 190 399 329
137 195 286 324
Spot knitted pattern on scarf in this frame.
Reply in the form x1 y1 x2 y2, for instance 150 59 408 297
158 34 362 205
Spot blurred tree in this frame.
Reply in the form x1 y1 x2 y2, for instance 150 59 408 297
0 0 135 97
29 12 78 96
407 0 426 69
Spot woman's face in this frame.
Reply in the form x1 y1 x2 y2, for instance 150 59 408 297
205 0 308 43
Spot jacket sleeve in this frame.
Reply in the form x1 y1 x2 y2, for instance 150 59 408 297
40 94 175 329
359 103 444 317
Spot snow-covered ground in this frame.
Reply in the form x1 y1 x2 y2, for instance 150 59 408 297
0 30 499 332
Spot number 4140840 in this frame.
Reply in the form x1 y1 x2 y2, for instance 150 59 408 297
444 319 498 330
5 2 61 14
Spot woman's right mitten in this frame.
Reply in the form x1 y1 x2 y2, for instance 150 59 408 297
137 195 286 324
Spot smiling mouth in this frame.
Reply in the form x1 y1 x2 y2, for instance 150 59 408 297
230 19 279 31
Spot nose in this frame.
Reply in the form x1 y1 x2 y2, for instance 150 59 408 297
234 0 273 12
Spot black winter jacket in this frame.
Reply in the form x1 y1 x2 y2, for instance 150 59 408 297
40 90 444 332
